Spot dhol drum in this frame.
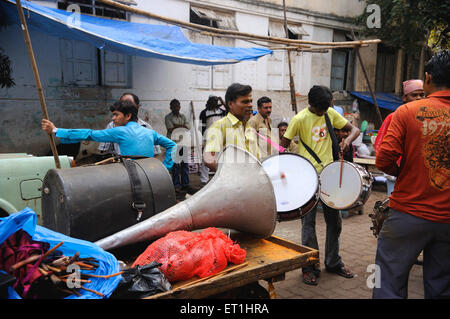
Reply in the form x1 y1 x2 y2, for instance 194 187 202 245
319 160 373 210
262 153 319 221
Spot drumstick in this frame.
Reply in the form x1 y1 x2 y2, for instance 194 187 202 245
339 152 343 188
321 190 330 197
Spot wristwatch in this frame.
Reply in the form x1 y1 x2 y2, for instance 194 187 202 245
52 128 58 134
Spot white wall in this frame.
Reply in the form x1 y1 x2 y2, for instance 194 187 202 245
0 0 366 155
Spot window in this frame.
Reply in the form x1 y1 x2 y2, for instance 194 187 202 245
375 44 396 92
330 30 355 91
189 6 237 89
60 39 131 87
57 1 133 87
267 21 303 90
286 24 309 39
57 0 132 20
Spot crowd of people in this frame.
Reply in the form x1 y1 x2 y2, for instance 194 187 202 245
41 49 449 299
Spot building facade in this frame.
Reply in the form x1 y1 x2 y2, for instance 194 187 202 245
0 0 376 156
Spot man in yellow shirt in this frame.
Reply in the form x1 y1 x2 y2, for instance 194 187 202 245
280 85 360 286
204 83 260 171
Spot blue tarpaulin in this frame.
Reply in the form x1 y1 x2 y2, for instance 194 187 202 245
349 91 404 111
1 0 272 65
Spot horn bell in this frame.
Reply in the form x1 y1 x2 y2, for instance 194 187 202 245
95 145 278 251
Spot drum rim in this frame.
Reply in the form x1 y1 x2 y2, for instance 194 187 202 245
318 160 366 209
261 152 320 212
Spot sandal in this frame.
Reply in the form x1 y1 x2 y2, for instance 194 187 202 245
302 271 318 286
327 266 354 278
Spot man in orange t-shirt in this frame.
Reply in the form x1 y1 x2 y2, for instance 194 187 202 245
373 50 450 299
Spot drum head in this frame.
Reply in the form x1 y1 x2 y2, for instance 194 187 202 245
319 161 362 209
262 153 319 212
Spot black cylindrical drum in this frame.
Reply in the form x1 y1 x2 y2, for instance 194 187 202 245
41 158 176 242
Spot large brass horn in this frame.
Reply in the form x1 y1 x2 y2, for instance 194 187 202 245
95 145 278 251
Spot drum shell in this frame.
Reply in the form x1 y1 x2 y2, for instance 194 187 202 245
319 161 373 210
41 158 176 242
261 152 319 221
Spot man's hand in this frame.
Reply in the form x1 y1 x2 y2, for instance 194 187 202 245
340 139 350 153
41 119 56 134
203 151 217 172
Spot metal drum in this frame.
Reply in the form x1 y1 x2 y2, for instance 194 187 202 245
41 158 176 242
262 153 319 221
319 160 373 210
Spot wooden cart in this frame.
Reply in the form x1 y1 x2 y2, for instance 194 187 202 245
140 233 319 299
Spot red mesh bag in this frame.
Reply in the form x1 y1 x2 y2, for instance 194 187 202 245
132 228 246 283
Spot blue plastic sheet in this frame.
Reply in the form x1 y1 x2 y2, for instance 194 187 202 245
1 0 272 65
349 91 403 111
0 208 122 299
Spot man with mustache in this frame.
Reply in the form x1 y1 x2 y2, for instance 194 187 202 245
203 83 260 171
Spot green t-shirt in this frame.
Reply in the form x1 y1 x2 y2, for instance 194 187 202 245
284 107 348 173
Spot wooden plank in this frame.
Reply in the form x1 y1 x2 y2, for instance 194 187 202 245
145 235 318 299
353 157 376 166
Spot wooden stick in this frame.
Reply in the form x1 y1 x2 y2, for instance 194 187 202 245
94 157 116 166
350 29 383 126
339 153 344 188
42 241 64 260
95 0 381 48
9 254 41 272
15 0 61 169
45 264 63 273
282 0 297 114
78 286 105 298
269 44 369 50
320 190 330 197
74 261 95 269
82 271 123 279
61 278 92 284
175 262 249 290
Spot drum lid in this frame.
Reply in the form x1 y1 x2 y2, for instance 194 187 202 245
262 153 319 212
319 161 362 209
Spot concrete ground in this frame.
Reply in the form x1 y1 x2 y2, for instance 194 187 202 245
186 169 425 299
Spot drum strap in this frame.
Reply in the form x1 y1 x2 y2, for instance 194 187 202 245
299 113 340 166
300 139 323 167
324 113 341 161
121 157 147 222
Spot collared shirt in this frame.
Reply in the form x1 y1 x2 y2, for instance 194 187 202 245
248 112 274 157
98 118 161 155
56 121 176 170
164 112 191 142
204 112 261 160
248 112 272 132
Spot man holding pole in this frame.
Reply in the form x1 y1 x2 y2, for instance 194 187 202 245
41 100 176 171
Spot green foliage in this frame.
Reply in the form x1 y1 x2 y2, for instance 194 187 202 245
355 0 449 52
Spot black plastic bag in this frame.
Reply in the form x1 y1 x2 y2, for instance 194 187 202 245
111 261 171 299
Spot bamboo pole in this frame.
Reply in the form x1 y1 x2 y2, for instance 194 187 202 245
351 30 383 126
282 0 297 114
269 44 368 51
95 0 381 48
16 0 61 168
